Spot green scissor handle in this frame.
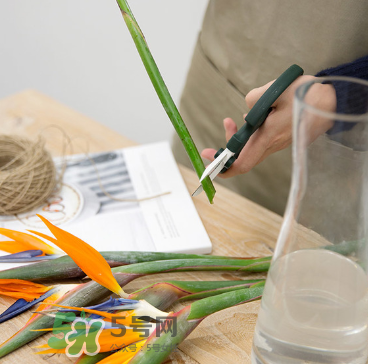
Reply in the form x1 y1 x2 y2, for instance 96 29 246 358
215 64 304 172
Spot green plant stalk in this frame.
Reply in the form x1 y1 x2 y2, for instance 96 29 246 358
75 353 108 364
112 257 271 275
129 283 265 364
0 255 271 281
187 281 265 320
0 258 269 358
322 239 364 256
130 279 264 303
129 307 196 364
114 0 215 203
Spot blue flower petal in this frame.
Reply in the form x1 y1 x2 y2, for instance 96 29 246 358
58 297 140 313
0 250 62 263
0 287 58 324
0 298 28 318
87 297 139 311
0 250 42 259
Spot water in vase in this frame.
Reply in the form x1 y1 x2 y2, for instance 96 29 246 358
252 249 368 364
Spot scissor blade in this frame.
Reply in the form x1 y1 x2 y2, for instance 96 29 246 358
199 149 234 182
192 161 225 197
192 149 234 197
192 185 204 197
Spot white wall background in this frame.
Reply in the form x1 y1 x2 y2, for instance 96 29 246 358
0 0 208 144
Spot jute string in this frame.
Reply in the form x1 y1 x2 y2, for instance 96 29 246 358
0 130 170 216
0 135 60 215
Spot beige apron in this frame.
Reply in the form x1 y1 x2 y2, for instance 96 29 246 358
172 0 368 216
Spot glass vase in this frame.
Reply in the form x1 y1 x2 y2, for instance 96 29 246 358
252 76 368 364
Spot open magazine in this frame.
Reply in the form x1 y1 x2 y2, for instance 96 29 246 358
0 142 212 269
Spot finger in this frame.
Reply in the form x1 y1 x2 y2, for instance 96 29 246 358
201 148 217 162
218 117 275 179
223 118 238 142
245 80 275 109
218 136 267 179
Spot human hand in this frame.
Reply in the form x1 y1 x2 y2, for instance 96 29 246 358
201 75 336 178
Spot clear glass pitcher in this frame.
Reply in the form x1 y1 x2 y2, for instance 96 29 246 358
252 77 368 364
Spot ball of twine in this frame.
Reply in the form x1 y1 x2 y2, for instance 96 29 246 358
0 135 59 216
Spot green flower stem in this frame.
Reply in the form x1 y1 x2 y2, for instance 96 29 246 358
187 281 265 320
130 279 264 303
178 280 264 301
157 279 263 293
0 255 271 281
129 306 197 364
75 353 108 364
322 239 365 256
112 257 271 275
115 0 215 202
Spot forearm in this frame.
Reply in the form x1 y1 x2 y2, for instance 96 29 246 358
315 54 368 80
315 54 368 134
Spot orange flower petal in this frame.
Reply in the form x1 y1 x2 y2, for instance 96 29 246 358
0 290 42 301
0 228 61 255
46 303 136 326
33 215 127 298
0 285 50 293
30 328 55 332
35 348 65 355
32 344 50 349
25 230 58 245
98 330 146 352
0 279 52 301
0 278 48 286
0 241 40 254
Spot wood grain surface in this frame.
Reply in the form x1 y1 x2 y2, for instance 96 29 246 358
0 90 283 364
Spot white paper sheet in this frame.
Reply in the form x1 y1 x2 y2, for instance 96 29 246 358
0 142 212 270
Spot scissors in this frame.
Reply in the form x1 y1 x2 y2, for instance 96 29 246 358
192 64 304 197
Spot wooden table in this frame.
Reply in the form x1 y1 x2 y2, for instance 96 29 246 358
0 90 283 364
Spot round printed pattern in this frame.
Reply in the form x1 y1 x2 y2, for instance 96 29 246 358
18 183 84 228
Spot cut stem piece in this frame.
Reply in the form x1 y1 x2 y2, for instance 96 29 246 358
115 0 215 203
